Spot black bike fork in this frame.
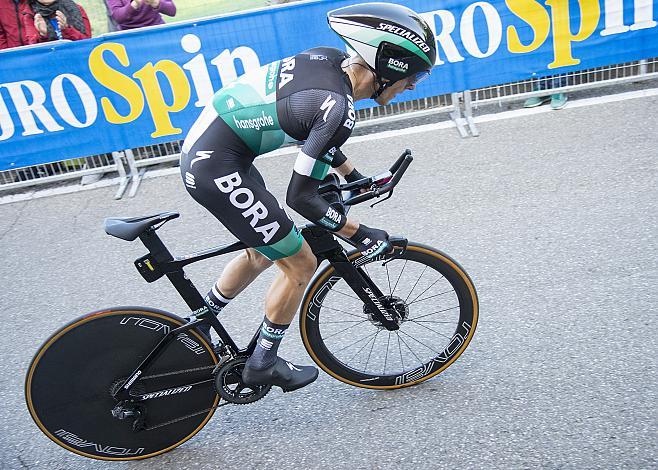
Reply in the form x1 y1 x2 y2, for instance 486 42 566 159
329 257 401 330
303 227 406 331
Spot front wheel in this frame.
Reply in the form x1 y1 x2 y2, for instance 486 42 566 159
300 243 478 389
25 307 219 461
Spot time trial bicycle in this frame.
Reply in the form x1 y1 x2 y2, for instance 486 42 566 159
25 150 478 460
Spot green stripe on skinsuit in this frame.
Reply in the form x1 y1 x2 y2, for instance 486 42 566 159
255 226 304 261
310 160 330 180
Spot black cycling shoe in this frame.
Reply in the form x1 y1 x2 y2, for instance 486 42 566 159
242 357 319 392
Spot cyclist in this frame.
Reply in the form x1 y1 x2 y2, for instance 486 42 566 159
180 2 437 392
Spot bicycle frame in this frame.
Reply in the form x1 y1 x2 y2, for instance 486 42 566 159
113 150 414 402
113 221 407 402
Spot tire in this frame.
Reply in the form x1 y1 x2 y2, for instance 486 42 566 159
300 243 478 389
25 307 219 461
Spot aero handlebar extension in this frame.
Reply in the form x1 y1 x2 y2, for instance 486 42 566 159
342 149 413 206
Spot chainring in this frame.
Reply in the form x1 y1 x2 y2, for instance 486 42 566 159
213 357 271 404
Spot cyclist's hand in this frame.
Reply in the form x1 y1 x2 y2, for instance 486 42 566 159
344 168 370 195
349 224 391 258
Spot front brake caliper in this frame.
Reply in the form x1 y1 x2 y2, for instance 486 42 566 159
383 236 407 265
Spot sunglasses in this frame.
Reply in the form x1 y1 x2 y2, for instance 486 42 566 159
408 70 431 85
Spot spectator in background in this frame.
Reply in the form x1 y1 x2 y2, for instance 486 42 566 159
106 0 176 31
102 0 120 33
0 0 33 49
523 74 568 110
26 0 91 43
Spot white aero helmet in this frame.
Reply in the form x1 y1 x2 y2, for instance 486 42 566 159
327 2 437 98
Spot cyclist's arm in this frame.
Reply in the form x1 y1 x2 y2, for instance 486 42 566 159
286 167 359 237
285 93 359 237
329 149 367 183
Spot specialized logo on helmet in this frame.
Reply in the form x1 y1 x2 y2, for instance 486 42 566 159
377 23 431 54
387 58 409 73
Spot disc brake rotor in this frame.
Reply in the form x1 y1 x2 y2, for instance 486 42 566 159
363 295 409 327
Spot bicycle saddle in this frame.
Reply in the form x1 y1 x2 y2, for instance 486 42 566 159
104 212 179 241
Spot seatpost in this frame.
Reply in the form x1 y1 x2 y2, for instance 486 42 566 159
139 228 205 312
137 228 240 353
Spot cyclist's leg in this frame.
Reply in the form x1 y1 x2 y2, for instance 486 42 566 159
266 243 316 324
181 118 318 389
242 241 319 391
215 248 273 299
218 162 316 318
181 118 316 307
213 166 277 298
181 118 281 305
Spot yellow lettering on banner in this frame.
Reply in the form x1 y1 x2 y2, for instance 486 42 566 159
88 43 144 123
133 60 191 138
506 0 551 53
546 0 600 68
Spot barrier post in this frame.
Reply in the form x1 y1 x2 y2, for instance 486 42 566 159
462 91 479 137
123 149 146 198
113 151 130 200
449 93 469 138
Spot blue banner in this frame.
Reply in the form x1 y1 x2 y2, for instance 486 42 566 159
0 0 656 170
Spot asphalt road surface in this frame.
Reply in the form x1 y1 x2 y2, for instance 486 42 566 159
1 92 656 469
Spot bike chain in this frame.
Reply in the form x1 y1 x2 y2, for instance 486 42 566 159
135 343 235 380
138 364 216 380
114 357 253 431
143 401 231 431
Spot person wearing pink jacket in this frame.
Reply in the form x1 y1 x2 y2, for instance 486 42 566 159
105 0 176 31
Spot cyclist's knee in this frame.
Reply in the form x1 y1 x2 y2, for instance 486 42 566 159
276 243 316 285
245 248 273 271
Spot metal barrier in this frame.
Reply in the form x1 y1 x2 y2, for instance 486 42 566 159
462 58 658 136
120 92 461 197
0 151 129 199
2 57 657 198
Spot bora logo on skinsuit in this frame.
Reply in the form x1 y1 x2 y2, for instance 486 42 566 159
214 172 281 243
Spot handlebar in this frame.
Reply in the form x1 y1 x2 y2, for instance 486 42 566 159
341 149 413 206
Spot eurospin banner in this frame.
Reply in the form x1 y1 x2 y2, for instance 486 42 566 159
0 0 656 170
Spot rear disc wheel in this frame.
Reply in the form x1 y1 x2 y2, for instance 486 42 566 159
25 307 219 460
